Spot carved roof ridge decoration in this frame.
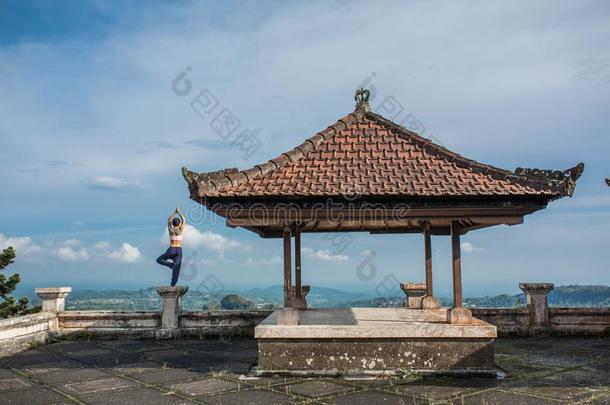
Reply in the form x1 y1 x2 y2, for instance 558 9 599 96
183 88 584 201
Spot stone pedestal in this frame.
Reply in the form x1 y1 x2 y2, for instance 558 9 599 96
155 286 188 338
35 287 71 313
291 285 310 309
520 283 554 333
400 282 427 308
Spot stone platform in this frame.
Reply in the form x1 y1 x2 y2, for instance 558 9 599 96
255 308 497 376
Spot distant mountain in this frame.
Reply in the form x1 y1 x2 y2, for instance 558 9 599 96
463 285 610 308
344 285 610 308
23 284 610 311
548 285 610 307
243 285 372 308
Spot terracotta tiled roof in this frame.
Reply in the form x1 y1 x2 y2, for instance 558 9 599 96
183 93 583 200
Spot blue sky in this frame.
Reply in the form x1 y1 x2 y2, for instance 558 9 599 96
1 0 609 298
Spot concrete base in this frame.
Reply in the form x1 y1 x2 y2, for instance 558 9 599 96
448 307 474 325
154 328 182 340
421 295 441 310
255 308 496 376
291 285 310 309
257 338 496 376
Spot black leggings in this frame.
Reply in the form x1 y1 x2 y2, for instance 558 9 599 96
156 247 182 286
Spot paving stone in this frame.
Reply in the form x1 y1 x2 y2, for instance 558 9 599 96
0 350 66 367
0 369 18 379
35 367 111 385
238 375 297 387
0 377 31 391
396 380 477 400
40 341 96 351
329 390 426 405
167 353 227 371
74 351 148 367
284 380 355 398
522 351 591 369
496 356 557 376
459 388 561 404
110 361 166 375
341 376 394 389
169 377 238 396
20 360 82 375
111 341 170 353
510 386 601 402
61 376 136 396
521 366 610 388
205 388 293 405
85 387 196 404
0 386 70 404
65 348 115 358
586 392 610 405
224 348 259 363
131 368 206 385
221 361 254 374
145 349 191 361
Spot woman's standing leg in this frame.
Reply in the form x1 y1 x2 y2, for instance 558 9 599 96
170 248 182 287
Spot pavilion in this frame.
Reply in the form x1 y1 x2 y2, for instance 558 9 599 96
182 89 583 375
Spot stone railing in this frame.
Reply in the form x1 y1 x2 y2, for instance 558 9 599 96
0 312 57 356
0 286 271 357
0 283 609 357
472 283 610 336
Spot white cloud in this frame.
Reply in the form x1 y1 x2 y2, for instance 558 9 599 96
0 234 42 257
83 176 141 191
60 238 81 247
303 247 348 263
54 246 90 261
94 241 111 250
461 242 486 253
245 255 283 266
107 243 142 263
161 225 246 257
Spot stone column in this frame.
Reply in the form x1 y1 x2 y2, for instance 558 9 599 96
519 283 554 333
35 287 71 313
156 286 188 338
400 282 427 308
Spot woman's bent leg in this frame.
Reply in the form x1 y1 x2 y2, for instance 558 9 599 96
156 249 174 268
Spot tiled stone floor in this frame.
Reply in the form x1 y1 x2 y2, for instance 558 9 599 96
0 336 609 404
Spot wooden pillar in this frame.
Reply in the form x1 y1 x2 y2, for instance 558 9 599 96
421 222 440 310
448 220 472 323
451 220 463 308
283 225 292 307
294 226 302 298
424 222 433 297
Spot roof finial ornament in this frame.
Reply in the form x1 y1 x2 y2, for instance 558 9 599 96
355 88 371 112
